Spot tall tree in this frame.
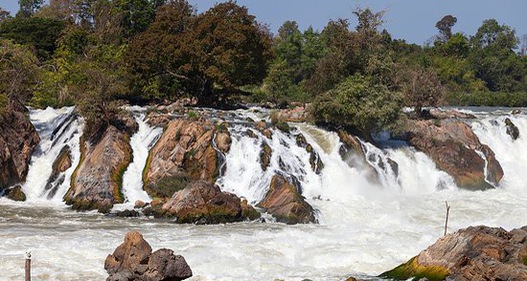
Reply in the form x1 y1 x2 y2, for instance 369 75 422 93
18 0 44 17
0 39 40 102
435 15 457 42
0 8 11 22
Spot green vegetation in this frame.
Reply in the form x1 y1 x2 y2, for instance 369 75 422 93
0 1 525 140
380 256 450 281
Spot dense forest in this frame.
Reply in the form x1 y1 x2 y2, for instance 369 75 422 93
0 0 526 139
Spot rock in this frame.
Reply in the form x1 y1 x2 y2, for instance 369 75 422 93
105 231 192 281
512 109 522 115
275 105 310 123
407 119 503 190
505 118 520 140
135 200 147 209
4 185 26 201
338 131 379 185
295 133 324 174
0 100 40 192
160 181 257 224
143 119 230 198
114 209 141 218
241 198 261 221
429 108 476 119
258 175 317 224
44 145 72 199
381 225 527 281
255 121 273 139
64 125 133 213
260 142 272 171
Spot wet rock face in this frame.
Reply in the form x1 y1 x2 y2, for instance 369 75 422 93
505 117 520 140
4 185 26 201
105 231 192 281
44 145 72 199
382 225 527 281
0 101 40 192
64 125 133 213
295 133 324 174
158 181 259 224
407 119 503 190
144 119 231 198
258 175 317 225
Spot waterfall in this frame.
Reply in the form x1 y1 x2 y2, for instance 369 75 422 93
118 109 163 206
22 107 83 202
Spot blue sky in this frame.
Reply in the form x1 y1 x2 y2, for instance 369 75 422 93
1 0 526 45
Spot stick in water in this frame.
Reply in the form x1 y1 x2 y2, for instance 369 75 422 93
25 251 31 281
444 201 450 236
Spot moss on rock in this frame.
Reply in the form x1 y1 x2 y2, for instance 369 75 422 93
380 256 449 281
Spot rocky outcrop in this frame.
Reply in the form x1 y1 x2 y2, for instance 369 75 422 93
429 108 476 119
258 175 317 224
143 181 259 224
274 105 310 123
338 131 379 185
260 141 272 171
44 145 72 199
381 225 527 281
407 119 503 190
0 100 40 192
295 133 324 174
105 231 192 281
505 117 520 140
64 125 133 213
143 119 231 198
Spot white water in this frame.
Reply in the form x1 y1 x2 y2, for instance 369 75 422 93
118 111 162 208
2 107 527 281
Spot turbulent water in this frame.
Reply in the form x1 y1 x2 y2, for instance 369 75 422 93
2 107 527 281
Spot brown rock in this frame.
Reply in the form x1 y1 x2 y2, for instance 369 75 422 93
258 175 317 224
260 142 272 171
144 119 230 198
407 119 503 190
161 181 254 224
105 231 192 281
275 105 310 123
505 118 520 140
0 100 40 191
64 125 133 213
382 226 527 281
44 145 72 198
5 185 26 201
338 131 379 185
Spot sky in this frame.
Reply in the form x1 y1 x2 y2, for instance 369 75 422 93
1 0 526 45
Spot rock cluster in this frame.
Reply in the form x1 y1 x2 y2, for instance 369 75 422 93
382 225 527 280
407 119 503 190
105 231 192 281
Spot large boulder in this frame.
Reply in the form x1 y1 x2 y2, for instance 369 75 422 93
64 125 133 213
0 100 40 192
407 119 503 190
105 231 192 281
156 181 259 224
381 225 527 281
4 185 26 201
143 119 231 198
337 131 379 185
258 175 317 224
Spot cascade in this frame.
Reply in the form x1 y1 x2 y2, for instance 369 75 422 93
118 109 163 206
22 107 83 202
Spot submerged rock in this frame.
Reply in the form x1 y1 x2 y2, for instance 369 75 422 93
258 175 317 224
143 119 231 198
0 100 40 192
505 117 520 140
259 141 272 171
381 225 527 281
64 125 133 213
158 181 259 224
105 231 192 281
407 119 503 190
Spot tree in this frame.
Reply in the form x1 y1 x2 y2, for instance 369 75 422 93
0 17 66 60
0 8 11 22
311 74 402 141
398 66 444 114
436 15 457 42
18 0 44 17
0 39 40 102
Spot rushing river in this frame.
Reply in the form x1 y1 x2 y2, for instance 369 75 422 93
1 107 527 281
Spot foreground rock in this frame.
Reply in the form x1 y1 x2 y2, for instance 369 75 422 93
64 125 133 213
105 231 192 281
4 185 26 201
0 100 40 192
144 181 260 224
143 119 231 198
258 175 317 224
381 225 527 280
407 119 503 190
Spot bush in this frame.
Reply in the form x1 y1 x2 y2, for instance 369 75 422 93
311 74 402 140
446 92 527 107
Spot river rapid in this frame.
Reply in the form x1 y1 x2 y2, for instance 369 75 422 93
1 107 526 281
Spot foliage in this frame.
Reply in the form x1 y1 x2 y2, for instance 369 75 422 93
0 16 66 60
0 39 40 102
435 15 457 42
397 65 444 113
311 74 402 140
446 91 527 107
18 0 44 17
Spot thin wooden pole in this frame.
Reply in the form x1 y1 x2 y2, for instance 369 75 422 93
25 252 31 281
444 201 451 236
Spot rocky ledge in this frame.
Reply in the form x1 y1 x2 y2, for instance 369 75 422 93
105 231 192 281
381 225 527 280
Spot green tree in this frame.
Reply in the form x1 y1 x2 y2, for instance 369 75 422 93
435 15 457 42
0 8 11 22
311 74 402 141
397 65 444 114
0 39 40 102
18 0 44 17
